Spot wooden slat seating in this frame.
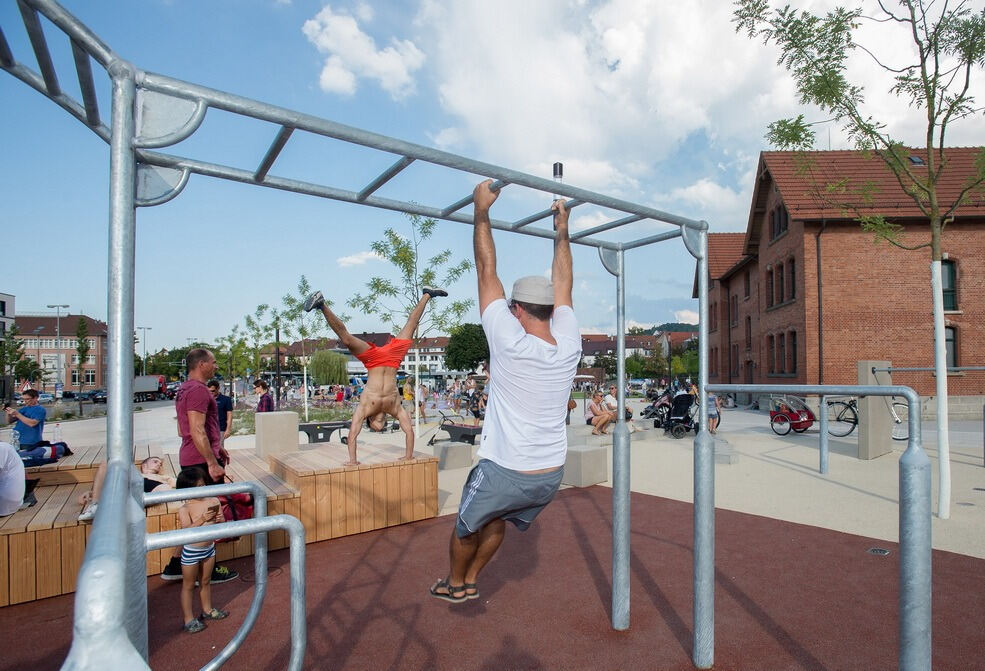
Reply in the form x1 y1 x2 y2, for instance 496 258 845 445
267 443 439 543
24 444 106 486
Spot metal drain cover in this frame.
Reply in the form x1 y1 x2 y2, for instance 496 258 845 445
867 548 891 556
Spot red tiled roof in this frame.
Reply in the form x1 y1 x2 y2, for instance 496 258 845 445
762 147 985 221
707 233 747 279
666 331 695 346
14 314 108 337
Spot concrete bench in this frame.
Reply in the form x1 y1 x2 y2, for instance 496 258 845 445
563 442 609 487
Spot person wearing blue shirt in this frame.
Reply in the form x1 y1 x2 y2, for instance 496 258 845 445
207 380 234 448
5 389 46 448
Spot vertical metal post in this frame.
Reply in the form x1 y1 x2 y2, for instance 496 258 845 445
899 397 932 670
105 59 145 657
818 395 829 474
693 229 714 668
275 326 281 410
611 249 630 630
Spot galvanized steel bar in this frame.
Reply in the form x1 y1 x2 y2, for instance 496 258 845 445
569 213 644 241
137 149 621 250
510 199 583 230
144 482 275 671
125 466 149 659
62 462 149 670
441 179 509 217
146 515 307 671
254 125 294 182
22 0 116 66
357 155 414 200
0 26 13 67
692 229 714 669
18 0 61 96
70 39 99 126
105 59 141 655
818 395 829 474
706 383 930 670
139 70 706 232
0 60 110 141
872 366 985 373
611 249 631 631
621 227 684 251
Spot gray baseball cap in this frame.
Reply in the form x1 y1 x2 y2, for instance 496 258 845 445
511 276 554 306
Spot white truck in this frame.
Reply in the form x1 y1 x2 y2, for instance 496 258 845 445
133 375 166 402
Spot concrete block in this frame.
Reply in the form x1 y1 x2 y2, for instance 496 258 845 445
433 440 477 470
563 443 608 487
713 437 739 465
255 411 300 459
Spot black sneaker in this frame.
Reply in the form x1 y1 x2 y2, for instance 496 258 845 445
210 565 239 584
302 291 325 312
422 287 448 298
161 556 182 581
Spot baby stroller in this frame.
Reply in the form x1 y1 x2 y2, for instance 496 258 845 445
664 393 696 439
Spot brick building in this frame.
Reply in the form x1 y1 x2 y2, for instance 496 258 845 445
14 314 109 392
699 148 985 398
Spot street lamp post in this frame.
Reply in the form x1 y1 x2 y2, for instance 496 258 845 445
46 304 69 398
31 326 43 390
137 326 152 376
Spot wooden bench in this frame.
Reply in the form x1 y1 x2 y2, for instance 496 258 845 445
268 443 438 543
24 444 106 486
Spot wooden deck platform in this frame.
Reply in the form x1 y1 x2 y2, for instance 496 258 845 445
1 442 439 607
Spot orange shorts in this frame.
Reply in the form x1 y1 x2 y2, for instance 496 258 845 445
355 338 412 369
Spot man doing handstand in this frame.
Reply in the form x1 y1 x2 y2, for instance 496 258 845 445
303 288 447 465
429 180 581 603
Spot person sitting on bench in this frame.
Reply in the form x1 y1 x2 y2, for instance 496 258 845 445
304 287 448 465
78 456 175 521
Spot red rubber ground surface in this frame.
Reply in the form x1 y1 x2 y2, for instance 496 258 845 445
2 486 982 670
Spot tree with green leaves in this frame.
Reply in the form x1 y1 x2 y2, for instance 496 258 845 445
75 318 90 414
15 358 45 386
1 325 25 402
734 0 985 519
243 304 271 379
593 354 618 379
445 323 489 372
309 350 349 386
348 214 474 337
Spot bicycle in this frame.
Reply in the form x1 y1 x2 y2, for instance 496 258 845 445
824 397 909 441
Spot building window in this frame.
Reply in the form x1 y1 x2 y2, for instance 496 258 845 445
789 331 797 373
777 334 786 373
770 205 789 240
731 344 739 376
788 258 796 300
942 260 957 310
945 326 956 368
730 295 738 327
766 270 774 307
743 270 750 298
767 335 775 374
0 300 5 316
72 370 79 385
776 263 785 303
85 369 96 385
710 302 717 332
745 316 752 350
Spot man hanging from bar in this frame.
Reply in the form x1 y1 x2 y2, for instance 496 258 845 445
303 287 447 465
429 180 581 603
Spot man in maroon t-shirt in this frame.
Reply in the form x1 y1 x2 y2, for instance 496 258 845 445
176 349 228 484
162 348 238 584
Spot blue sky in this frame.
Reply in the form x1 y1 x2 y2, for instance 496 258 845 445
2 0 981 353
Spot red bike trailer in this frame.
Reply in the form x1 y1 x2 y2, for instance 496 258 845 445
768 395 816 435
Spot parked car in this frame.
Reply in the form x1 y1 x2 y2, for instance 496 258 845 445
61 390 76 399
91 389 107 403
38 392 55 404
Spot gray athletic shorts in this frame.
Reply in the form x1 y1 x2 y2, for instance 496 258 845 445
455 458 563 538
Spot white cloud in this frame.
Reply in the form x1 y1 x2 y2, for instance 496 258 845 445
674 310 698 324
658 178 749 231
303 6 425 100
337 250 381 267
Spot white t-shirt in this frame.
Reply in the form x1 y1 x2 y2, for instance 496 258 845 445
477 299 581 470
0 442 26 517
604 393 618 411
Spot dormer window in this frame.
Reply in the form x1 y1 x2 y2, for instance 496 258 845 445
908 155 926 166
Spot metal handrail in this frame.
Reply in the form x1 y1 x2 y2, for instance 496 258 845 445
706 383 930 671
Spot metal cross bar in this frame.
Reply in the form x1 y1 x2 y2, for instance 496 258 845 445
510 199 584 230
22 0 115 66
357 155 415 201
441 178 509 216
0 26 13 67
872 365 985 374
621 227 684 250
70 39 99 127
254 125 294 182
18 0 61 97
570 213 645 241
